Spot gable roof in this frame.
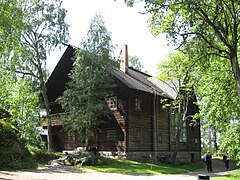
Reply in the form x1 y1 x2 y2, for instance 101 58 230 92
46 44 176 102
46 45 74 102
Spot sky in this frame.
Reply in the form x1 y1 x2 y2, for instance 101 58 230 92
47 0 174 76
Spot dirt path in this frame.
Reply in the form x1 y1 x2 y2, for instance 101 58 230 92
0 159 238 180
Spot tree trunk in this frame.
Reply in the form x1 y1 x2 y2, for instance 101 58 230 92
213 127 218 152
230 48 240 97
41 81 53 151
171 133 180 164
208 126 211 151
171 93 189 164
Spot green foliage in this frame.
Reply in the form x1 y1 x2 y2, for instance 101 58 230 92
0 0 69 152
0 51 45 169
191 52 239 123
143 0 240 95
28 146 59 164
192 55 240 154
0 0 69 76
14 0 69 151
16 0 69 76
212 169 240 180
125 0 240 96
84 157 202 175
0 76 42 146
126 0 240 163
128 55 143 71
0 119 18 146
158 49 240 158
0 144 56 170
0 119 54 169
158 51 196 142
158 51 192 84
0 0 24 61
0 145 36 170
58 12 116 139
0 119 38 170
219 123 240 164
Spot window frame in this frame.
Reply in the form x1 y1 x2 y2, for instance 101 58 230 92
106 96 117 110
134 128 142 142
105 129 116 141
67 131 76 141
170 111 187 143
134 96 141 111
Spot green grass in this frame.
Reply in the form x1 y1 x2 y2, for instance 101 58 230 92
83 157 202 175
212 169 240 180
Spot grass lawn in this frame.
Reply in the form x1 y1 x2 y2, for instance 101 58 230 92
82 157 202 175
212 169 240 180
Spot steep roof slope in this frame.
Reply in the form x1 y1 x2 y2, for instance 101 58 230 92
46 45 74 102
46 44 176 102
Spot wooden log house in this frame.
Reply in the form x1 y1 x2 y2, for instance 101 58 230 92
45 44 201 163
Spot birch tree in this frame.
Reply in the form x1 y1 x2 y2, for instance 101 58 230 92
58 13 116 145
13 0 69 151
158 51 198 164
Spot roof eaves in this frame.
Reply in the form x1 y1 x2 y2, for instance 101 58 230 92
126 68 171 99
111 68 152 93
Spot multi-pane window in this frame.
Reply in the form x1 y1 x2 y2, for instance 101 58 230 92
135 96 141 111
106 129 116 141
134 128 142 142
180 122 187 142
67 131 75 141
106 96 117 110
170 112 187 143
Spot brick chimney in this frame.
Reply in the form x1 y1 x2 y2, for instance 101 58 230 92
119 44 128 73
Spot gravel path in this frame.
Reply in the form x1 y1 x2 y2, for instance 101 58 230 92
0 158 238 180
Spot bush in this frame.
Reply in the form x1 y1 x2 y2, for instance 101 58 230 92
27 144 60 164
34 150 60 163
0 119 60 169
0 147 38 170
0 119 18 147
0 120 39 170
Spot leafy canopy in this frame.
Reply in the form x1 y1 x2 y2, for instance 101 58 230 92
58 12 116 138
125 0 240 95
124 0 240 159
128 55 143 71
0 0 69 152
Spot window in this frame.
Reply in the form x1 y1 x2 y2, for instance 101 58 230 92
135 96 141 111
170 112 187 143
106 96 117 110
159 135 162 144
106 129 116 141
134 128 142 141
180 122 187 142
67 131 75 141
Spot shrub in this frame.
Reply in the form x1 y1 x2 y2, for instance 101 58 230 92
0 120 38 170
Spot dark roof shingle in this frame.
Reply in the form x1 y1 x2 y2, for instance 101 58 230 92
46 45 176 102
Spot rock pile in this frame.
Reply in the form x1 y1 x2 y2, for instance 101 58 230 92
49 147 98 166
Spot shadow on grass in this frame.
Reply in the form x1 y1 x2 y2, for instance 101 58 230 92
23 165 85 174
84 157 202 175
210 168 240 180
0 157 202 176
0 164 85 174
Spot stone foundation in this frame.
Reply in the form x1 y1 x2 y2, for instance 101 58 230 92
127 151 201 164
99 150 201 164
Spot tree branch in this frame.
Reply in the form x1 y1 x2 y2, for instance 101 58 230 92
196 32 230 57
194 6 232 48
4 67 40 79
